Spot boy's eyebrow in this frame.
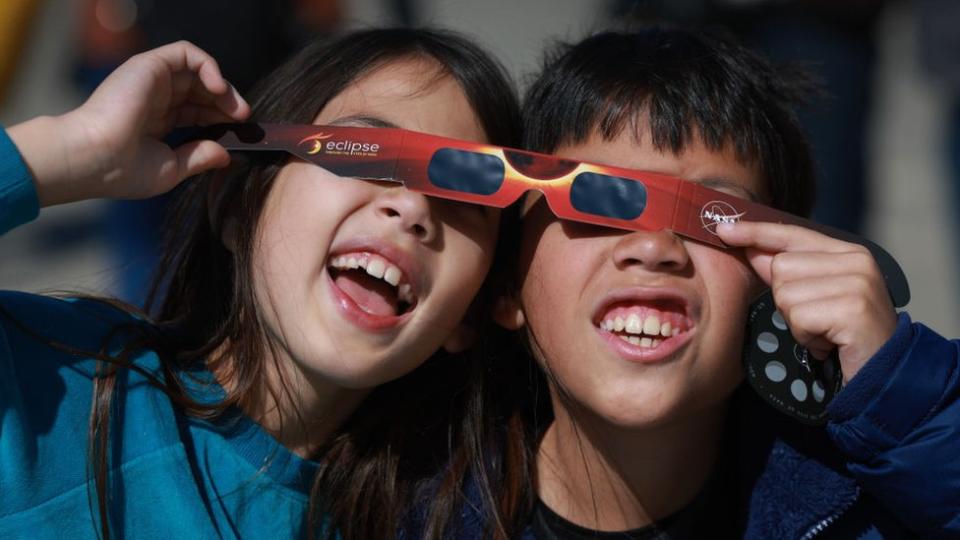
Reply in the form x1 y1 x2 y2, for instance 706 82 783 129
692 176 760 202
327 115 399 129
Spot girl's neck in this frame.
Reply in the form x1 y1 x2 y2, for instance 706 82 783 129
210 342 371 459
536 399 727 532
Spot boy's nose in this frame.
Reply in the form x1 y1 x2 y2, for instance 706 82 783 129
611 229 690 272
374 187 436 242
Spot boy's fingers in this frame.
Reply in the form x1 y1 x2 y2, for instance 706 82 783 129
767 251 880 287
717 221 853 254
774 274 879 313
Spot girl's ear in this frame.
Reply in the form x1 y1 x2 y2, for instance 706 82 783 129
492 294 525 330
442 325 475 353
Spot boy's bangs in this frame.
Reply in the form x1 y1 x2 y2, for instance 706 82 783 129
589 95 762 169
523 27 817 216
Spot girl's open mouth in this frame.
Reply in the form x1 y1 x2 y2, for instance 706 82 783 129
327 252 417 319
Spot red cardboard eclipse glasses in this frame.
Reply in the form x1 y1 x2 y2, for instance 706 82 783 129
182 122 909 309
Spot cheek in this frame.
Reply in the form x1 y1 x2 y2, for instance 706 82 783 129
696 249 757 341
518 224 586 330
693 244 757 300
432 227 498 317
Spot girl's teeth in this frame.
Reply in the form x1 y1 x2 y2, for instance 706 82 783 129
399 283 413 303
660 322 672 337
330 254 413 303
366 259 386 279
383 265 402 286
614 316 625 332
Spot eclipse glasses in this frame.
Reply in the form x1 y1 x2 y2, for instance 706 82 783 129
184 123 910 309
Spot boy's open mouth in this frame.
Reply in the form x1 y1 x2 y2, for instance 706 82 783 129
328 252 417 317
595 300 691 349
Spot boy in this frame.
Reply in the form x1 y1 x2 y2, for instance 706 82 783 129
471 27 959 539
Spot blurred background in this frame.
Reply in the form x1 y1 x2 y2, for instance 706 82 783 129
0 0 957 335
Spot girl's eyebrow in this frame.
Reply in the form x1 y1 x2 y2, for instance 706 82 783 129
693 176 761 202
328 115 399 129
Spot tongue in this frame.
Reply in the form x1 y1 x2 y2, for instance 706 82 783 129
334 271 398 316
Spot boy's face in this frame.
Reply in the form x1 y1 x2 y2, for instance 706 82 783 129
504 126 765 429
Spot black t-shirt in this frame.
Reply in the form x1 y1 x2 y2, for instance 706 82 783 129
530 465 735 540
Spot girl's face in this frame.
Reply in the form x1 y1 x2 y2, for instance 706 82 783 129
249 57 497 390
500 126 764 429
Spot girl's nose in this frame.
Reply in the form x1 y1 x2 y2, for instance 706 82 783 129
611 229 690 272
374 187 437 242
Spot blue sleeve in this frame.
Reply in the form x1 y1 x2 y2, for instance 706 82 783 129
0 127 41 235
826 312 960 538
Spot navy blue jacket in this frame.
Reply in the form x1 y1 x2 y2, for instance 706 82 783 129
418 314 960 539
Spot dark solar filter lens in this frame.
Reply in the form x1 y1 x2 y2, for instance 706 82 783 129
427 149 505 195
570 172 647 219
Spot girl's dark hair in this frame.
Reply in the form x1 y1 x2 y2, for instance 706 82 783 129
85 27 521 539
523 26 817 216
465 26 823 538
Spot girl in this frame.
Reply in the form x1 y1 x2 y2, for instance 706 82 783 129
1 28 521 539
435 27 960 539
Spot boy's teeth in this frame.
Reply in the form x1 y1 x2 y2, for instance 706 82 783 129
616 335 665 348
347 257 360 269
625 314 642 334
643 315 660 336
603 314 681 340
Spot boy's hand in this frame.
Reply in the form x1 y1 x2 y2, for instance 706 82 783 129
716 221 897 383
9 41 250 207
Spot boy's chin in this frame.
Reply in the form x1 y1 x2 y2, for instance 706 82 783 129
562 382 736 433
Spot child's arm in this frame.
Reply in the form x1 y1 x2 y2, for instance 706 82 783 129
6 40 250 209
718 221 960 536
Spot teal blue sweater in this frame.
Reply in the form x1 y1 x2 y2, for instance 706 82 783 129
0 128 321 538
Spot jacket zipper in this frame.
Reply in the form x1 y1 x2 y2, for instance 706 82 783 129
799 486 860 540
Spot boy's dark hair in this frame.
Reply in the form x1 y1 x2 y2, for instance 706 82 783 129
522 26 817 216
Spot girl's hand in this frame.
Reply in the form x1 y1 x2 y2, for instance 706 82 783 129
9 40 250 207
717 221 897 383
